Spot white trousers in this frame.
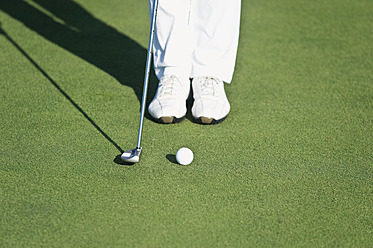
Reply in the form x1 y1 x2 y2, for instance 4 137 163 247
148 0 241 83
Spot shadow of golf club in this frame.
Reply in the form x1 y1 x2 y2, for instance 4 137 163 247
0 0 159 162
113 155 136 166
0 27 125 155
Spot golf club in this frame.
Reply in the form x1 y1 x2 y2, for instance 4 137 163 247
121 0 159 163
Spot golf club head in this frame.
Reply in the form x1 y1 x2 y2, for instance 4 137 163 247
121 147 142 163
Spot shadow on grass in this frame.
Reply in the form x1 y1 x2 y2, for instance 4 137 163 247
0 0 159 162
166 154 178 164
113 155 136 166
0 0 158 102
1 27 125 155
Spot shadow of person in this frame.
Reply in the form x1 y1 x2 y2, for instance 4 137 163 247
0 0 158 106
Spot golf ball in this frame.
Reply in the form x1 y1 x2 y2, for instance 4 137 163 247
176 147 194 165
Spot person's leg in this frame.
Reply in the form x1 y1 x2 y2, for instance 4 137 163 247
148 0 193 80
189 0 241 124
190 0 241 83
147 0 192 123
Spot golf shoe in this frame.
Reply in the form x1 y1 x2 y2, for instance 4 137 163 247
148 75 190 123
191 76 230 124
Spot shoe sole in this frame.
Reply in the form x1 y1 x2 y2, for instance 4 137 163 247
196 115 227 125
155 115 185 124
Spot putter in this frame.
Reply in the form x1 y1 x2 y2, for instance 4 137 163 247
121 0 159 163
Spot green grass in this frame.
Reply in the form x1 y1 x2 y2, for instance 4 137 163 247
1 0 372 247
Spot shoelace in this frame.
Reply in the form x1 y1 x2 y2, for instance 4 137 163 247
159 76 178 96
200 77 220 97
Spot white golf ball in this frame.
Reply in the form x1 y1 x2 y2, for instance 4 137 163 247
176 147 194 165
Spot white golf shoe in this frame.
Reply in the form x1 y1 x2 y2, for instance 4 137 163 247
148 75 190 124
191 76 230 124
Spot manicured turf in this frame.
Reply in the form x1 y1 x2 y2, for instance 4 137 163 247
1 0 372 247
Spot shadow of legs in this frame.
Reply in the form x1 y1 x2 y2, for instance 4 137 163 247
0 0 159 104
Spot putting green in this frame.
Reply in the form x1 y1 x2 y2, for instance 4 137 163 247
1 0 372 247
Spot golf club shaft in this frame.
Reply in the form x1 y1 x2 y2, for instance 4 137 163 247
136 0 159 149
